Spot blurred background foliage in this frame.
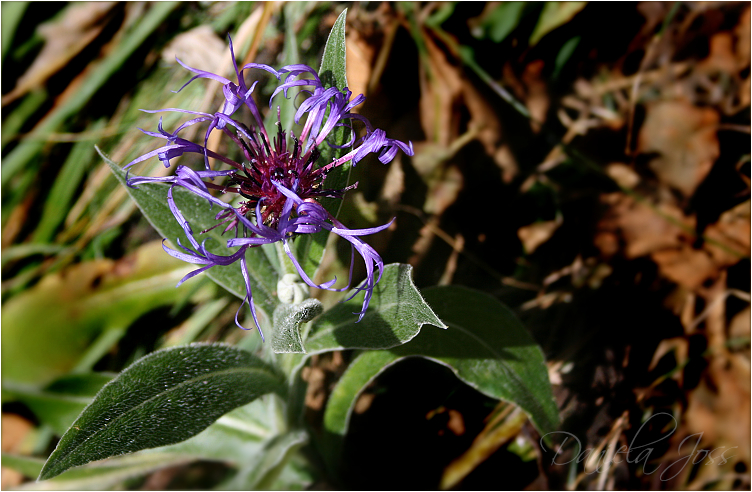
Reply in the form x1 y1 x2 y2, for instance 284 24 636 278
1 1 750 490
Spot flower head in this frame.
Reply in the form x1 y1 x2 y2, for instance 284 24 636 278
126 37 413 340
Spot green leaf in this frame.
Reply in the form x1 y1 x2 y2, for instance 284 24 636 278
104 149 280 328
292 7 350 280
395 286 559 434
264 452 316 491
7 397 281 489
475 2 526 43
278 3 303 133
1 2 180 188
319 7 348 92
5 373 114 436
147 396 278 465
9 452 194 491
2 453 44 481
305 263 447 353
38 343 286 481
221 430 309 490
552 36 580 80
284 358 311 428
529 2 586 46
1 2 28 60
1 240 191 386
272 299 324 354
41 398 281 487
32 120 105 243
1 89 46 151
323 350 399 436
323 286 559 446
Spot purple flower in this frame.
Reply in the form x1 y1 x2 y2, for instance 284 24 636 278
125 37 413 341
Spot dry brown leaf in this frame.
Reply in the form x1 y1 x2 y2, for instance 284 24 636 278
346 27 374 103
424 164 463 216
418 32 502 158
651 246 717 290
354 392 375 414
1 413 34 488
302 364 327 412
417 30 511 188
447 409 466 436
408 130 470 265
593 231 620 258
600 193 695 259
684 348 751 464
161 25 226 70
606 163 641 189
493 145 519 183
1 414 33 453
2 2 117 105
1 467 23 490
739 75 752 110
599 194 748 289
408 156 460 271
1 193 35 248
664 279 749 485
638 100 719 198
736 6 751 69
411 141 451 178
440 406 527 490
518 219 561 254
704 200 751 268
380 159 405 206
409 215 441 266
637 2 673 38
522 60 549 133
418 34 463 147
729 306 751 343
595 192 746 288
700 32 740 73
648 337 688 381
460 71 502 159
679 276 750 467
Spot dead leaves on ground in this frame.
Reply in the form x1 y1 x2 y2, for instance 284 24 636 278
572 4 751 292
2 3 118 106
495 3 750 488
638 100 720 198
660 274 752 488
596 194 749 290
593 90 747 291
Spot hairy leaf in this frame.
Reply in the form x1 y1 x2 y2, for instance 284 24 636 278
14 397 283 489
323 285 559 445
323 350 399 436
39 344 286 480
305 263 447 353
272 299 324 353
319 8 348 91
221 430 309 489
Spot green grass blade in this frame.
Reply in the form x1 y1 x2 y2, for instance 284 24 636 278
1 2 180 188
